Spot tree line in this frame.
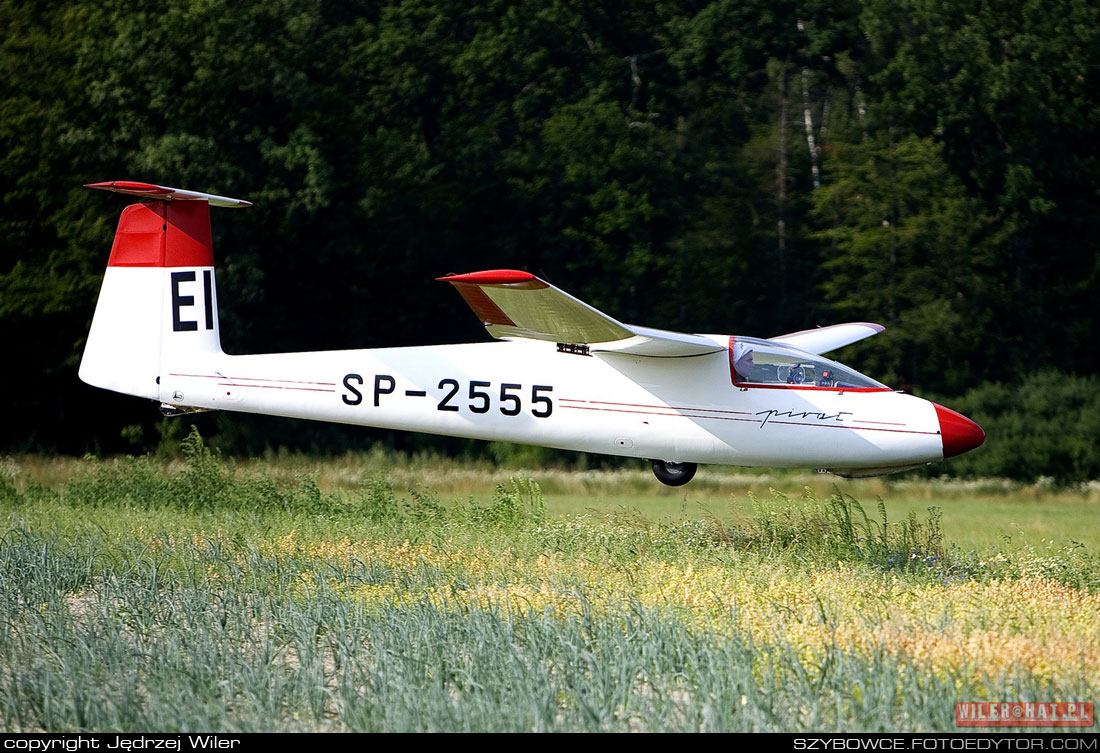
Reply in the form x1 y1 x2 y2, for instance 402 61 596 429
2 0 1098 479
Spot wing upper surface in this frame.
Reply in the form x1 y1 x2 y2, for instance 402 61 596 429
769 322 884 355
438 270 723 357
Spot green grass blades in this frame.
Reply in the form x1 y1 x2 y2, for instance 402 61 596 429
1 437 1098 731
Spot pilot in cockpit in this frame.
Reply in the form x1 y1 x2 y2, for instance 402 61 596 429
732 342 755 382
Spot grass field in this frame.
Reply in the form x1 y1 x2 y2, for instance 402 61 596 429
2 435 1098 732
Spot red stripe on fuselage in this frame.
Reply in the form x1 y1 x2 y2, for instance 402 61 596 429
169 373 336 386
216 383 335 393
560 402 935 435
560 398 751 415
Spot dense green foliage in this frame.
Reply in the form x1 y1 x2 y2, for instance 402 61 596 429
929 371 1100 484
3 1 1097 478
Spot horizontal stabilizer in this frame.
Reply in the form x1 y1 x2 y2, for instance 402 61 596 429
770 322 884 355
86 181 252 208
438 270 724 358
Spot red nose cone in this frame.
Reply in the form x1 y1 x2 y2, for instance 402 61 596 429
933 403 985 458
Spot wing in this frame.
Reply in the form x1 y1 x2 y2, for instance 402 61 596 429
438 270 724 357
769 322 884 355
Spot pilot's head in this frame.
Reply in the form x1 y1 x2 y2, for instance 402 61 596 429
732 342 754 380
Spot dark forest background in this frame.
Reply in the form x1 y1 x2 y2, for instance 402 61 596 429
2 0 1099 481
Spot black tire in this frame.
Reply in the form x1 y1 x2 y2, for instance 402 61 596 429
650 460 698 487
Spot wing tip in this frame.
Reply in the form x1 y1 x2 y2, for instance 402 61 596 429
774 321 886 339
86 180 172 194
436 269 540 285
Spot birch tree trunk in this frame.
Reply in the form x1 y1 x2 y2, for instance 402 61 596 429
801 66 820 189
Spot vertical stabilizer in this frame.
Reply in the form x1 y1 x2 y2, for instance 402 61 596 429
80 182 249 400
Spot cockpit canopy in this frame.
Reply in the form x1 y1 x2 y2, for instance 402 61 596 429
730 337 888 391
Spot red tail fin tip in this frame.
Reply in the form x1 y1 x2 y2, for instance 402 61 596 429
108 200 214 268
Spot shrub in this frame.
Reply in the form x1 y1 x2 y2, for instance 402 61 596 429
930 371 1100 483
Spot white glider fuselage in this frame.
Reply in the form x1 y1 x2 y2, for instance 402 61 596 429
159 337 943 474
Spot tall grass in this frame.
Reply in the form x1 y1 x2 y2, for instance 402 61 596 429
1 431 1098 732
1 529 1087 733
739 487 944 572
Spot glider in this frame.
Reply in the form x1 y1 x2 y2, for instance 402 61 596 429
80 181 984 485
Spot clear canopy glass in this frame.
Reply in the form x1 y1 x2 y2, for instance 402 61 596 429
730 337 888 390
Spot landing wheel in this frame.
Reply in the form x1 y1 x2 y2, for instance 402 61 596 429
650 460 698 487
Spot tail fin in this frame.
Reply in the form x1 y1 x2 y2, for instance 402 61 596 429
79 181 250 400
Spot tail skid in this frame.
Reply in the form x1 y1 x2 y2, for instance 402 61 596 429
79 181 249 401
